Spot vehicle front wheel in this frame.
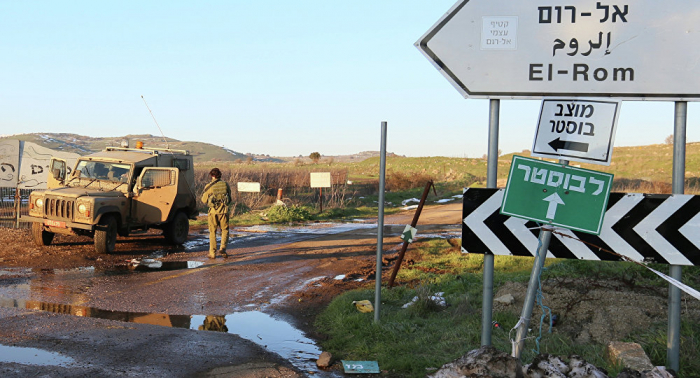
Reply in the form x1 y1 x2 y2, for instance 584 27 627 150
164 212 189 245
32 222 54 246
94 215 117 254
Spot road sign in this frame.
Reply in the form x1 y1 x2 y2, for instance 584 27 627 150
463 188 700 266
400 225 418 243
310 172 331 188
342 361 380 374
532 98 620 165
237 182 261 193
416 0 700 100
501 155 613 234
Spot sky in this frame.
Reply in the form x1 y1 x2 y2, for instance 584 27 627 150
1 1 699 158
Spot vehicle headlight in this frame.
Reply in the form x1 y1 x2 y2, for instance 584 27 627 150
78 203 88 214
35 198 44 208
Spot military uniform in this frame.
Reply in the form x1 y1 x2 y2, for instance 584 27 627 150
201 178 232 258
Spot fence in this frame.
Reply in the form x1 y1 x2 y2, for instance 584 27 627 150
0 180 379 228
0 188 33 229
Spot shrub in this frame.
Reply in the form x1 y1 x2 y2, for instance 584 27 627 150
266 205 311 223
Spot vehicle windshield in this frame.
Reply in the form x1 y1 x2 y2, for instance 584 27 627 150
73 161 131 183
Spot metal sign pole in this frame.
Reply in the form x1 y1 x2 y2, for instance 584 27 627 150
482 99 499 346
512 159 569 359
374 121 387 324
668 101 686 371
512 228 552 358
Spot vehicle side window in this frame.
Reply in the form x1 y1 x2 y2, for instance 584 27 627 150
173 158 189 171
141 169 175 189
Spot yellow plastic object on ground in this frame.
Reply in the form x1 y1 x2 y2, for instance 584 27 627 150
352 300 374 313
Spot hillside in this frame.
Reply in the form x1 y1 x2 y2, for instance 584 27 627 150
0 133 272 163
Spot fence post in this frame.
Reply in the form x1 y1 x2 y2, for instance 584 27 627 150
14 186 21 228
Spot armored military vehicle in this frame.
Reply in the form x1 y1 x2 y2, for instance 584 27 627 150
23 143 198 253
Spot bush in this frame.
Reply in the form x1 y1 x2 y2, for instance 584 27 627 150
266 205 311 223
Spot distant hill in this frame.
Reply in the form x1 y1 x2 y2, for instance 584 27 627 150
0 133 282 163
0 133 392 164
274 151 402 164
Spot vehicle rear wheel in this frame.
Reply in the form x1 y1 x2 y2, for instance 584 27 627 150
32 222 54 246
164 211 189 245
94 215 117 254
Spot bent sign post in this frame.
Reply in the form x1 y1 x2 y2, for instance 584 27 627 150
416 0 700 100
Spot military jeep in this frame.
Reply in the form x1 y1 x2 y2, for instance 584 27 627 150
23 145 198 253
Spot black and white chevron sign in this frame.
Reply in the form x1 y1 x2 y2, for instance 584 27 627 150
462 188 700 266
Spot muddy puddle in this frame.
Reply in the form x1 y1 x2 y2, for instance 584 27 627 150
0 296 326 374
0 344 78 367
0 222 394 374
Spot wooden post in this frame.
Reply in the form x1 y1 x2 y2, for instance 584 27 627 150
387 180 434 287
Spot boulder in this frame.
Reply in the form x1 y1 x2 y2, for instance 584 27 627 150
522 354 608 378
605 342 654 373
428 346 522 378
316 351 332 368
494 294 516 305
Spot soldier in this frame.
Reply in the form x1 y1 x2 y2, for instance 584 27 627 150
201 168 232 259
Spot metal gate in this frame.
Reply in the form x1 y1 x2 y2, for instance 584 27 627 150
0 188 33 229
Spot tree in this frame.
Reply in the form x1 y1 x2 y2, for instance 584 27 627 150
309 152 321 163
665 134 674 145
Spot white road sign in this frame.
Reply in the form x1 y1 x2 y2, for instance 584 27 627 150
532 98 620 165
237 182 261 193
310 172 331 188
416 0 700 100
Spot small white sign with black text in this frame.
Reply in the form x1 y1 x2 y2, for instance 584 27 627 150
531 98 620 166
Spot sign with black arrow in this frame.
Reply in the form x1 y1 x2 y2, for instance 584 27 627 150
532 98 620 165
463 188 700 266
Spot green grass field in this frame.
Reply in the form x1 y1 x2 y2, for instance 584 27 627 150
315 239 700 377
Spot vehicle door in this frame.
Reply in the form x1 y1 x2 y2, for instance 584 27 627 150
132 167 179 224
47 158 67 189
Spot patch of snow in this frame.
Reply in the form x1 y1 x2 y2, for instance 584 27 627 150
401 198 420 206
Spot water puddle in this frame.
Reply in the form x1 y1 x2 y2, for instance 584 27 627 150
191 312 321 374
126 259 204 271
0 344 76 367
0 298 326 375
239 222 375 235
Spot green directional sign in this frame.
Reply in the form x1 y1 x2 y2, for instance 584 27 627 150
501 155 613 234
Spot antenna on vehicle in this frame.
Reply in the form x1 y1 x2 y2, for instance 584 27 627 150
141 95 169 149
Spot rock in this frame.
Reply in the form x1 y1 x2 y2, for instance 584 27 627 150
316 351 332 368
494 294 515 305
428 346 522 378
568 355 608 378
522 354 569 377
615 367 677 378
522 354 608 378
605 342 654 373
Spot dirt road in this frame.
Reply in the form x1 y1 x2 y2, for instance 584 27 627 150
0 202 462 377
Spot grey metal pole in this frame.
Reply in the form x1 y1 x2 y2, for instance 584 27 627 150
375 121 388 324
668 102 686 371
512 229 552 358
481 99 500 346
512 159 569 358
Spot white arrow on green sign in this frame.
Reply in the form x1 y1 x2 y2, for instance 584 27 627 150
501 155 613 234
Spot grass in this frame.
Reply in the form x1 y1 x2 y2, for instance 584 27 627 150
315 239 700 378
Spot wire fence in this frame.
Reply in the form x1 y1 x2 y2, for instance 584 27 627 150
0 188 33 229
